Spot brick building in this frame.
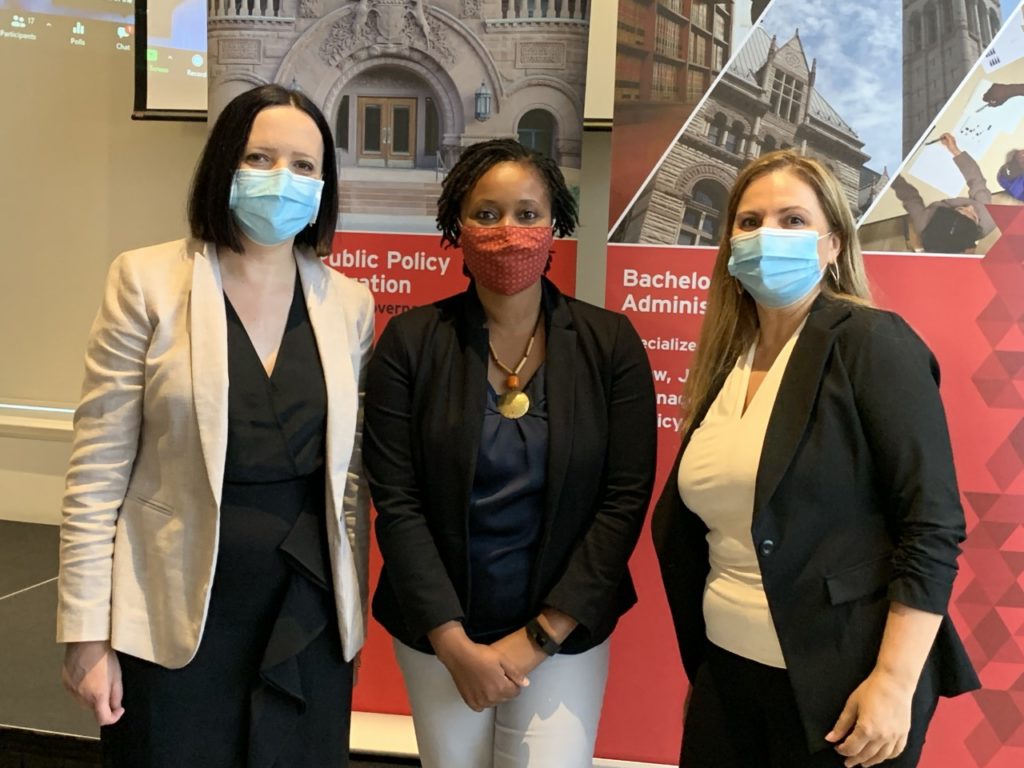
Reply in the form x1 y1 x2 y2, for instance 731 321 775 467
615 0 735 124
614 27 871 245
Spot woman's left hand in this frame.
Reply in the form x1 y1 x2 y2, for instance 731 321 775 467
491 629 546 680
825 667 915 767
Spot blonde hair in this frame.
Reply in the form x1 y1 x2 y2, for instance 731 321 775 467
683 150 872 432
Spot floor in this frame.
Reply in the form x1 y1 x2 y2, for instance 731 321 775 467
0 520 418 767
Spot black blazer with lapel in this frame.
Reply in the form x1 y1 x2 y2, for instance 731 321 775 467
365 278 657 654
652 294 979 751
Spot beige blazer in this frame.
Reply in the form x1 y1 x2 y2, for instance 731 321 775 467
56 238 374 668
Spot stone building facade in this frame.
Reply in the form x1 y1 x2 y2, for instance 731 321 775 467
614 28 870 245
902 0 1003 156
207 0 589 174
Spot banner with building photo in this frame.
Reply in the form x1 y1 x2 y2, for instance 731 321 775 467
859 6 1024 256
208 0 589 742
610 0 769 226
607 1 1024 766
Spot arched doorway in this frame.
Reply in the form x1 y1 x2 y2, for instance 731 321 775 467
517 109 557 159
335 65 442 169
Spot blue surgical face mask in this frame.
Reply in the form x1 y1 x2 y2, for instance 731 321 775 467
728 227 831 308
229 168 324 246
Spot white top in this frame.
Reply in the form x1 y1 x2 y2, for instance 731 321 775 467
677 323 803 669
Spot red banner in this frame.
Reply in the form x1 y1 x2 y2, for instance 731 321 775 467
604 216 1024 765
326 229 579 715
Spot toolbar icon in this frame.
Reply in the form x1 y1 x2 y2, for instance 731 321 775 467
12 15 27 28
72 21 85 35
117 26 130 39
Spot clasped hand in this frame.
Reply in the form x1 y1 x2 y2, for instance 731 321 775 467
432 623 545 711
825 667 915 767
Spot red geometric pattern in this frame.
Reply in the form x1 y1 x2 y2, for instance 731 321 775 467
958 205 1024 766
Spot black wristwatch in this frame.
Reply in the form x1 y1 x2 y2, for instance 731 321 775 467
525 617 562 656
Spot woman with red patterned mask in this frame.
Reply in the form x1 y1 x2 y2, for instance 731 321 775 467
363 139 657 767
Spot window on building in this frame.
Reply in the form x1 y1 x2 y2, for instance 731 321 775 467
722 120 745 154
967 1 978 34
714 42 726 71
714 8 728 40
617 0 646 46
653 62 680 100
691 0 710 30
707 113 726 145
770 70 804 122
924 5 938 45
976 1 989 42
335 95 349 152
686 69 705 103
990 9 1001 42
656 15 681 58
517 109 556 158
761 134 777 154
677 179 727 246
909 12 922 51
940 0 954 32
689 29 708 65
660 0 683 14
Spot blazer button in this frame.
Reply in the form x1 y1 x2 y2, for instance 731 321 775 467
759 539 776 556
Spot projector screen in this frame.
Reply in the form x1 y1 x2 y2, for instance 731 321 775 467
0 0 135 51
0 0 206 116
134 0 207 117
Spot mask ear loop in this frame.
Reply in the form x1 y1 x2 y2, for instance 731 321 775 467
829 261 840 286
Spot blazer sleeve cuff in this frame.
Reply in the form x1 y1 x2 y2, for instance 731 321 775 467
56 611 111 644
541 584 604 635
405 610 466 645
886 574 953 616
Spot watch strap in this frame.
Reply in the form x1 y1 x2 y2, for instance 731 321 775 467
525 617 561 656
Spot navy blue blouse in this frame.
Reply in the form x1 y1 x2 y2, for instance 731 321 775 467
464 364 548 643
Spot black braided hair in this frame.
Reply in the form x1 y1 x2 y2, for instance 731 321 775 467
436 138 579 249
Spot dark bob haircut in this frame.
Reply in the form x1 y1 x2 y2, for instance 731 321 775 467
436 138 578 249
188 84 338 256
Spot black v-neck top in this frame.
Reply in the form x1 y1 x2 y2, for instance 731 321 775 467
223 277 327 482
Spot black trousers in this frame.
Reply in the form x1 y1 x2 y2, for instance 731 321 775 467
680 644 937 768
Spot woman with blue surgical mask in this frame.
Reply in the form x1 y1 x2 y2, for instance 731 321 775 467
57 84 373 768
653 151 978 768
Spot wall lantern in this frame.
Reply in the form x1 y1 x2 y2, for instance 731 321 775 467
474 82 492 122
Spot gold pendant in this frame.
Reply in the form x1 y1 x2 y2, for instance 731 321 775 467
497 390 530 419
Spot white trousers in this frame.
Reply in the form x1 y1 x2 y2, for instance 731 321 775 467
393 638 610 768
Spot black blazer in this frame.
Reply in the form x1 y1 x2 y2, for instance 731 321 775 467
365 278 657 654
652 294 980 751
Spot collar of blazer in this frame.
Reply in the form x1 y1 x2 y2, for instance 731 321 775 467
456 276 575 333
680 293 856 518
445 277 578 559
188 240 357 510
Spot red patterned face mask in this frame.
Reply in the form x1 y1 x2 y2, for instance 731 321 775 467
459 225 554 295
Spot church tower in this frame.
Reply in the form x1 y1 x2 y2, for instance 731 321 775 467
902 0 1003 156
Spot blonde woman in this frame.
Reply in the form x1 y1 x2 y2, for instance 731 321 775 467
653 151 979 768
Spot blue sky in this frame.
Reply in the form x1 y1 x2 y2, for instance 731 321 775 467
760 0 903 176
756 0 1020 176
